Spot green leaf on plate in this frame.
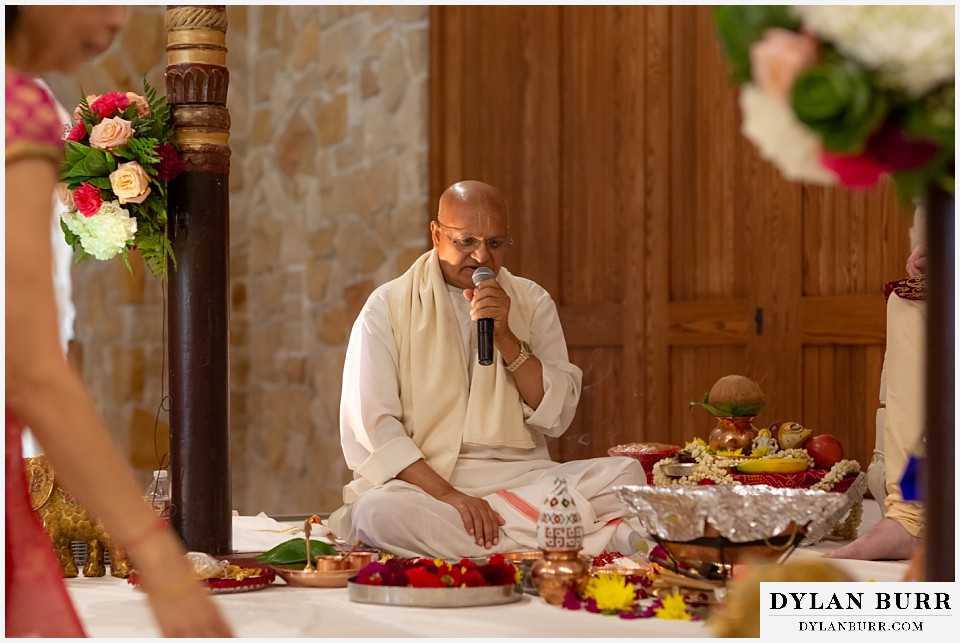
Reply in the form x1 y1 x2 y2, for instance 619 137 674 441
255 538 338 564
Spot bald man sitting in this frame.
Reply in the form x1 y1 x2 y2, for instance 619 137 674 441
328 180 647 559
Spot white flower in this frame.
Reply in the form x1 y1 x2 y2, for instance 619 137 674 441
791 5 954 97
739 84 837 185
62 200 137 260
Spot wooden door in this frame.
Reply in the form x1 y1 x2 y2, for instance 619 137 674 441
429 6 914 470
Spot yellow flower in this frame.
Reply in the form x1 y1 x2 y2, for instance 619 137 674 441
583 575 637 613
654 593 692 620
714 447 744 457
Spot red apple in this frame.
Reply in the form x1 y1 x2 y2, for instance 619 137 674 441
805 434 845 470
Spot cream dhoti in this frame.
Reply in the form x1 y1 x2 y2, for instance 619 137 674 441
335 451 645 559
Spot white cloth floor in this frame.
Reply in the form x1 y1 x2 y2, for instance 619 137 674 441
63 500 908 638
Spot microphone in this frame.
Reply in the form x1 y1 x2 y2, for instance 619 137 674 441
472 267 495 366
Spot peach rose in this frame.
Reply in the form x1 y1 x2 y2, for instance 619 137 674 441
56 183 74 208
89 116 133 151
749 28 818 103
73 94 101 122
109 161 152 205
126 92 151 117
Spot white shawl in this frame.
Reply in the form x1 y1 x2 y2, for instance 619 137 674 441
387 250 536 480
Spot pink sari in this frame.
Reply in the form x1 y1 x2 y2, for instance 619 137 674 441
5 68 86 637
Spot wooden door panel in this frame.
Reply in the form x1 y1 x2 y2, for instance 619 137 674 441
430 5 913 476
668 346 750 448
802 345 886 469
560 347 625 461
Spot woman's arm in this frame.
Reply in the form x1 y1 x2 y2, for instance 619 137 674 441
5 158 232 636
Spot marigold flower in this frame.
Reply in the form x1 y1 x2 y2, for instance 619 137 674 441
653 593 692 620
582 574 638 614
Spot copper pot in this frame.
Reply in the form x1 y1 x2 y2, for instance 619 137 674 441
530 550 589 604
708 417 758 453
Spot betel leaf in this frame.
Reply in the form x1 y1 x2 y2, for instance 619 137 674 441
689 393 765 418
255 538 338 565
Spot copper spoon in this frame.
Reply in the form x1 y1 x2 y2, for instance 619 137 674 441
314 515 350 556
334 540 363 563
302 516 323 572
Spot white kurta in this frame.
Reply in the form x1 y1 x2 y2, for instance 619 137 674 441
332 274 647 558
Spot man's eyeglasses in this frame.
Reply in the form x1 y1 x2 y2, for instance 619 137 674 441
436 221 513 255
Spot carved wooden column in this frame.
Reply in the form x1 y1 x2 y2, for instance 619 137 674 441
923 184 954 582
165 5 232 554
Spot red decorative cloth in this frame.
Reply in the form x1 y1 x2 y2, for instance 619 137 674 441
725 470 857 494
5 68 85 637
884 275 926 302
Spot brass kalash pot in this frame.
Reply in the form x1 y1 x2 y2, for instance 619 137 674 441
692 375 767 454
529 477 590 604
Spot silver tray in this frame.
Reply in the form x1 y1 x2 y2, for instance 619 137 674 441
347 578 522 608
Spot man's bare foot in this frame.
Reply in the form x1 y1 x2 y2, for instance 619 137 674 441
825 518 919 561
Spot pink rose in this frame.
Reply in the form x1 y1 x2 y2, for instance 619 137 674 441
89 116 133 151
820 151 887 189
125 92 151 117
73 182 103 217
65 120 87 142
109 161 152 204
749 28 818 103
73 94 101 122
56 183 74 208
820 124 941 189
89 92 132 119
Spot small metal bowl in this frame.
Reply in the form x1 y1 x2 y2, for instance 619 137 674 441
502 551 543 595
313 552 378 572
659 462 700 477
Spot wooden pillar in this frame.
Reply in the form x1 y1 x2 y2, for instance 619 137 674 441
164 5 232 554
923 184 954 581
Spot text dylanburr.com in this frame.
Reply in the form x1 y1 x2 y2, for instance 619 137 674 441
761 582 955 639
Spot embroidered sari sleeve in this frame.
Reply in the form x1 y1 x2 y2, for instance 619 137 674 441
5 69 64 165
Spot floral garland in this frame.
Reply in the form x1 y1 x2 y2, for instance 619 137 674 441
652 438 741 487
562 569 708 621
810 458 860 492
811 458 864 539
354 555 520 588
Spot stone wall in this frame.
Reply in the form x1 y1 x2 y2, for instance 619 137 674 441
43 5 430 515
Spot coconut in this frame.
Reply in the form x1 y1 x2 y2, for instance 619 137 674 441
708 375 765 409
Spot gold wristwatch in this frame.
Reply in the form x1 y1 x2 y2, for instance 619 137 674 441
505 339 533 373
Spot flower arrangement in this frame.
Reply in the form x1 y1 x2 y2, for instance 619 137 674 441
58 81 183 276
561 568 708 620
354 555 521 589
715 6 954 200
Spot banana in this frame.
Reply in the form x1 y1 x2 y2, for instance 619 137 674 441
735 458 808 474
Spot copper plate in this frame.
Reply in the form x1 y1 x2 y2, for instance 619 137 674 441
271 565 358 588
